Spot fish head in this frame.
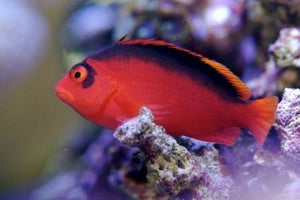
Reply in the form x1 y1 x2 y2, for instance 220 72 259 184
55 60 111 119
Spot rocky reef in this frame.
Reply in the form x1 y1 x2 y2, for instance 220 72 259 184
247 27 300 98
31 100 300 200
114 107 234 200
275 88 300 161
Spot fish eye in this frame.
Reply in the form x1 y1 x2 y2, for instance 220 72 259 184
74 71 81 78
70 66 88 83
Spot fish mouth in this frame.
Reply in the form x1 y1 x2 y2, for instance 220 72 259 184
55 86 74 103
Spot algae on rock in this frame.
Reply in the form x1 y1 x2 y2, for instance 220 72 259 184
114 107 234 200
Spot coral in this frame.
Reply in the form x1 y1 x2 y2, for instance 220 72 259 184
32 172 87 200
275 88 300 161
246 1 300 64
114 107 234 199
244 4 300 96
33 108 234 200
247 28 300 97
31 131 133 200
269 28 300 68
31 103 300 200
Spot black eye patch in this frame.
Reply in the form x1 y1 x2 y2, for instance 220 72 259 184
71 61 97 88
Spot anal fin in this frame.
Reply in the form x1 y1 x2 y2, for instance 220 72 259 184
201 127 241 146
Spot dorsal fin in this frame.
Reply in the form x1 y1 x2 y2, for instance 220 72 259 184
118 38 251 101
118 33 131 43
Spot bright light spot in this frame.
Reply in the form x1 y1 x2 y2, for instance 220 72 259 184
210 6 231 25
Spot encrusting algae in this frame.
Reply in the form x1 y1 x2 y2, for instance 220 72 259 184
114 107 234 200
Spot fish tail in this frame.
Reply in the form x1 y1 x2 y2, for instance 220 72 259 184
247 96 278 146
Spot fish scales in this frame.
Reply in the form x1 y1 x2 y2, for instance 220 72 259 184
56 38 278 146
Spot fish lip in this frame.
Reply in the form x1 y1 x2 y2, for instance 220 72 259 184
55 86 74 102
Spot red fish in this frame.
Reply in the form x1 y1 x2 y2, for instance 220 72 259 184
55 38 277 146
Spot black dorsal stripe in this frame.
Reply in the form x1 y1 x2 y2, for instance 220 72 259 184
89 42 243 101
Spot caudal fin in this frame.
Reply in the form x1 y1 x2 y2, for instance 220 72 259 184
247 96 278 146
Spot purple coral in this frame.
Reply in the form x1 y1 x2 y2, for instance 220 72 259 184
275 88 300 161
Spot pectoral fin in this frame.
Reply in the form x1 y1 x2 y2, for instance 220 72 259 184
146 104 171 121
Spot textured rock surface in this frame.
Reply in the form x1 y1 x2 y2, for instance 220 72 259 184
114 107 234 200
247 28 300 97
269 28 300 68
275 88 300 161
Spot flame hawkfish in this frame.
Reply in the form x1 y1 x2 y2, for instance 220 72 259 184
55 38 278 146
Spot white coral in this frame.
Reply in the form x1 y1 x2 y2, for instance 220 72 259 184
275 88 300 160
269 28 300 68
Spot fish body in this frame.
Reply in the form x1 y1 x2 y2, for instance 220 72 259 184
56 39 277 146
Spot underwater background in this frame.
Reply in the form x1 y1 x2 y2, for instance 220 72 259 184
1 0 300 199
